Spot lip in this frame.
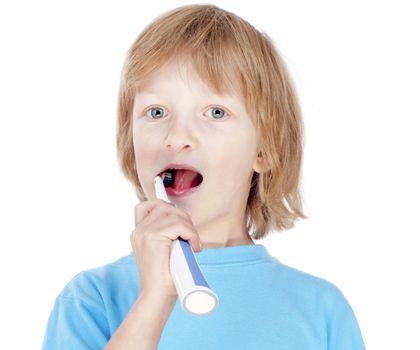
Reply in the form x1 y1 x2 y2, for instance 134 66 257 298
157 163 203 177
165 184 201 197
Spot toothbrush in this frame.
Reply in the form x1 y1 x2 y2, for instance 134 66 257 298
154 174 219 316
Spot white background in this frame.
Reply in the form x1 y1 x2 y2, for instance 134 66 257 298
1 0 419 348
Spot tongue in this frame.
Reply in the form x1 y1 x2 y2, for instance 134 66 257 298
173 169 201 191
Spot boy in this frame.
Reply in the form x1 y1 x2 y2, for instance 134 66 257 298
42 4 365 349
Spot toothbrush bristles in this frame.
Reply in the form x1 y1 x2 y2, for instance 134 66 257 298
162 171 174 187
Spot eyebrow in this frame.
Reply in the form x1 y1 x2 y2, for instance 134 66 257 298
136 89 239 101
135 91 158 97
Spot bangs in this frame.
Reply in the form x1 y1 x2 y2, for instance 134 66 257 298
127 5 248 99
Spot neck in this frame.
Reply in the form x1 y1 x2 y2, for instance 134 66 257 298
196 216 254 249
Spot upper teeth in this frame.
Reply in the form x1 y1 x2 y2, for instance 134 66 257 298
161 168 198 174
161 168 176 175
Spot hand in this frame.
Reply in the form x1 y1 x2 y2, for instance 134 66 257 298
131 199 203 299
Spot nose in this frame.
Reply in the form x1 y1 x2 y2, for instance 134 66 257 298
164 118 197 153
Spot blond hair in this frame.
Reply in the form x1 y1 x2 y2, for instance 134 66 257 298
116 4 307 240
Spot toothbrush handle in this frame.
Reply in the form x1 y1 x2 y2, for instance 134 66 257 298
153 176 219 316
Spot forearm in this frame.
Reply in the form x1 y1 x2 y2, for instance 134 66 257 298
104 292 177 350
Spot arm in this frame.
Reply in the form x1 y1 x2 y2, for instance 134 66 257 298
326 287 365 350
104 292 177 350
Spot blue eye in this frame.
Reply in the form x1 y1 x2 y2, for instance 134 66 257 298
146 107 166 119
145 106 228 120
206 106 227 119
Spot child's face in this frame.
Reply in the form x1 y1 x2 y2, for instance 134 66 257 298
131 58 263 232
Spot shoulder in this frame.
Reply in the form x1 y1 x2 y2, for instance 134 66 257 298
271 261 365 348
272 260 355 314
58 252 137 305
42 254 135 348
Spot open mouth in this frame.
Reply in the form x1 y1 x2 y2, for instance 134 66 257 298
159 168 203 191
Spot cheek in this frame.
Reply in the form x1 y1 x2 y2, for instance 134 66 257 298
133 127 156 163
212 132 256 183
132 128 158 186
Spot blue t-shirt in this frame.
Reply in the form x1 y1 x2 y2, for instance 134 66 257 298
42 244 365 349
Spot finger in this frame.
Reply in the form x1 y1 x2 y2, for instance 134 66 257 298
154 219 202 252
130 203 191 243
135 199 191 227
134 199 164 226
132 200 201 252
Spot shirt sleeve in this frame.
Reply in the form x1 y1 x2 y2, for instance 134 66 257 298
326 287 366 350
42 295 110 350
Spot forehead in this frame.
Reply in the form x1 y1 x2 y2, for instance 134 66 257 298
136 57 242 100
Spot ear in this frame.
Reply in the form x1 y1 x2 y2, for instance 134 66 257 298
252 151 267 174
